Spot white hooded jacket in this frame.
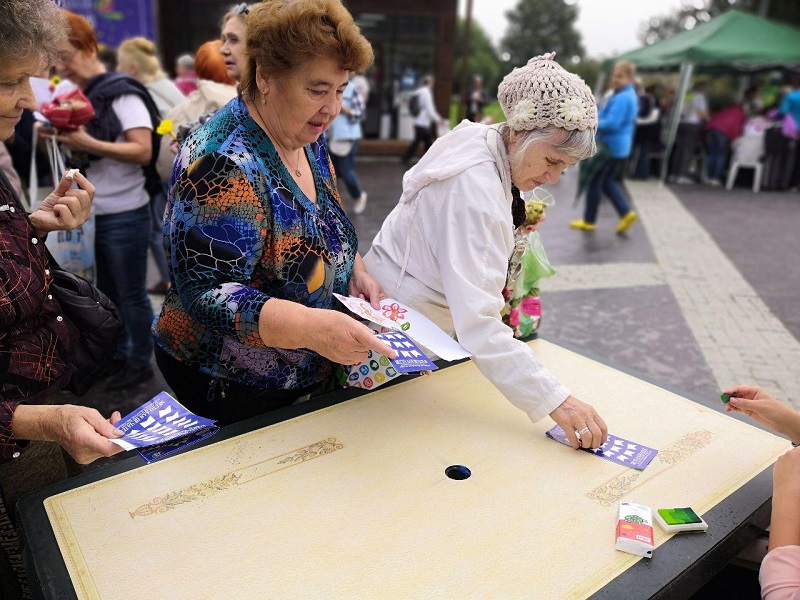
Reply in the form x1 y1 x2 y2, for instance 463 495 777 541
364 121 570 422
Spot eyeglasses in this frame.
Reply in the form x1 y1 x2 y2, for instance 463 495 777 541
56 46 79 65
233 2 250 15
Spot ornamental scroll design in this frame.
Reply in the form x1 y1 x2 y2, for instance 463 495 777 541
587 430 713 506
129 437 344 519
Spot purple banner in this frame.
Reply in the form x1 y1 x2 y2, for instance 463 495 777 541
63 0 156 48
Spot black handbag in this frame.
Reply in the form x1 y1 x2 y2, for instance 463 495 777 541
46 251 124 396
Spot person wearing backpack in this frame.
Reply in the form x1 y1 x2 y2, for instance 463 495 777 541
401 75 445 167
45 10 157 390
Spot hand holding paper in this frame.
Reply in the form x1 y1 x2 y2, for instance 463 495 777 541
310 308 397 364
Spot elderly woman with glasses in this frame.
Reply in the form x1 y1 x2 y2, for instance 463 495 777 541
153 0 395 426
364 54 609 450
0 1 127 595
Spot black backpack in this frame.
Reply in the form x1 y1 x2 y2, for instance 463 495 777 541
83 72 164 197
409 91 421 117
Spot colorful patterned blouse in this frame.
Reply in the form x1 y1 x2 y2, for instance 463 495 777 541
153 97 358 392
0 172 77 460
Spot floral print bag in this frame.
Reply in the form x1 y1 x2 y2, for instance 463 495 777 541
501 230 555 338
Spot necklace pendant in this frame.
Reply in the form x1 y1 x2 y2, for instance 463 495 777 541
295 168 302 177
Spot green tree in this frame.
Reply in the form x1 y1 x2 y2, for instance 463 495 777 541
453 17 504 99
500 0 584 69
640 0 800 46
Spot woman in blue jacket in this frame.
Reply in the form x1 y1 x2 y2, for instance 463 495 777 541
327 81 368 214
571 61 638 233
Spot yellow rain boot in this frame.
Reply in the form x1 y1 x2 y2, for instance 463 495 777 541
616 211 638 234
569 219 596 231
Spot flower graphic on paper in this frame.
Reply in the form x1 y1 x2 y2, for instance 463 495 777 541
557 97 587 122
157 119 176 138
381 302 408 323
509 307 520 327
509 98 538 129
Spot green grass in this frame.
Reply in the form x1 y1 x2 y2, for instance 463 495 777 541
449 100 505 128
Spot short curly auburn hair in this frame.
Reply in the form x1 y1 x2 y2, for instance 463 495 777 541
239 0 373 102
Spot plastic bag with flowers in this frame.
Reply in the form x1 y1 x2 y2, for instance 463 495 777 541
501 190 556 338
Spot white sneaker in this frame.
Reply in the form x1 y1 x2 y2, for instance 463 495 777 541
353 192 367 215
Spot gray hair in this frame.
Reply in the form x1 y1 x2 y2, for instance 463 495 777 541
0 0 67 66
499 123 596 175
176 53 195 70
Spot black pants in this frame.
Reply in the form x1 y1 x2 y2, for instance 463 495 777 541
402 125 434 163
155 347 315 427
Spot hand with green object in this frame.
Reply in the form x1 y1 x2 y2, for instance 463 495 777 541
723 385 800 445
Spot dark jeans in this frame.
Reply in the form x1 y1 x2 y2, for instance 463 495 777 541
704 129 729 182
330 139 363 200
95 204 154 366
633 139 654 179
402 125 433 163
155 347 316 427
584 158 632 224
670 122 702 179
148 187 169 283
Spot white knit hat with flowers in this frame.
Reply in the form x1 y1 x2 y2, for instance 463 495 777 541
498 52 597 133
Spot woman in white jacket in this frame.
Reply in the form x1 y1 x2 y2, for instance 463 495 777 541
365 54 609 449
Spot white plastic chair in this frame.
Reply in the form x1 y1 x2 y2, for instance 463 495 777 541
726 134 765 192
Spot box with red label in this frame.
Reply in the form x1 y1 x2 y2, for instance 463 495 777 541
615 501 654 558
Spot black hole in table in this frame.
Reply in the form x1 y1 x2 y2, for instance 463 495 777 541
445 465 471 480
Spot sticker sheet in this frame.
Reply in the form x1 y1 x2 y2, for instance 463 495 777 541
333 294 471 361
546 425 659 470
110 392 217 452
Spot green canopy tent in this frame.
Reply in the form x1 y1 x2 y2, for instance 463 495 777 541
598 9 800 182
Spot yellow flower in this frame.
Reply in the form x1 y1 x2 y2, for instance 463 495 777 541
157 119 175 137
49 75 62 87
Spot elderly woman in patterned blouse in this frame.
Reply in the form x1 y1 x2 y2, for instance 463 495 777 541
153 0 395 426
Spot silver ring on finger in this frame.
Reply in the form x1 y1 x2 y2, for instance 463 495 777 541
577 427 591 435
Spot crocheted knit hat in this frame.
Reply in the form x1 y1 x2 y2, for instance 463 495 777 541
498 52 597 133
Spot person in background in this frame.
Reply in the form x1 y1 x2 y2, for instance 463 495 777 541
155 40 237 183
350 69 370 106
632 83 660 180
466 74 488 123
723 385 800 600
669 80 709 184
570 60 638 234
703 100 747 187
174 53 198 96
0 2 125 596
153 0 396 427
365 54 608 450
117 36 186 296
96 43 117 73
327 79 368 214
50 10 157 390
401 75 446 167
117 37 186 119
220 3 252 83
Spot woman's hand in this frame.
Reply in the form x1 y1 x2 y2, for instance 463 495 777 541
310 309 397 365
28 170 95 237
548 395 609 450
725 385 800 443
517 210 547 234
348 254 386 309
769 447 800 551
11 404 124 465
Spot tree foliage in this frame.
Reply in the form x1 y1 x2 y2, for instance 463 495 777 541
639 0 800 46
500 0 584 69
453 17 505 98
